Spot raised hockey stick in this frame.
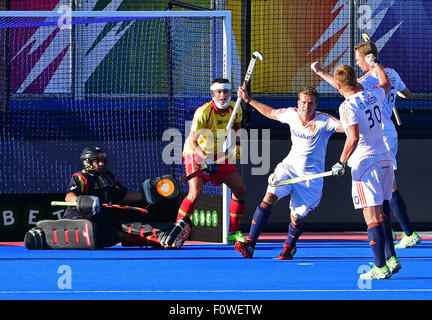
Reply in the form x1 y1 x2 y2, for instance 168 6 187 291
225 51 263 132
179 145 238 184
267 171 333 187
51 201 149 214
362 32 402 126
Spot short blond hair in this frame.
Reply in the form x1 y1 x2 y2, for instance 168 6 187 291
334 65 357 91
298 86 318 104
354 41 379 59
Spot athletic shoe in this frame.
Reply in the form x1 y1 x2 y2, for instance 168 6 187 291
227 230 246 244
386 256 402 274
234 240 254 259
277 244 297 260
395 231 422 249
359 264 391 279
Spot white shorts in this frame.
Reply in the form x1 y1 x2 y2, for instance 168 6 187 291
383 136 398 170
350 154 394 209
266 162 323 218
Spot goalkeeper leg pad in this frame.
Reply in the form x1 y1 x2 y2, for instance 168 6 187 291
141 174 179 204
24 227 47 250
120 218 191 249
24 219 96 250
119 222 163 248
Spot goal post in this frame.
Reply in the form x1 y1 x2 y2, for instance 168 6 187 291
0 10 232 243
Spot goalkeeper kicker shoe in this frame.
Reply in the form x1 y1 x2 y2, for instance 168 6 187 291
386 256 402 274
227 230 246 244
234 240 254 259
158 217 191 249
277 244 297 260
395 231 422 248
360 264 391 280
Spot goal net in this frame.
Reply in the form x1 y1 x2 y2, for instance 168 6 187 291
0 10 232 241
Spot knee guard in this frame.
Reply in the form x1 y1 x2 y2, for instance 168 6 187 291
24 219 97 250
141 174 179 204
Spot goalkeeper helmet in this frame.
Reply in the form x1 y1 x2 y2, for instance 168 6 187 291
80 146 107 175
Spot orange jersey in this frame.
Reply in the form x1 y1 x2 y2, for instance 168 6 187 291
183 100 242 156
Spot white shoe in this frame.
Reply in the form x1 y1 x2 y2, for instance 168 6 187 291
395 231 422 248
360 264 391 279
386 256 402 274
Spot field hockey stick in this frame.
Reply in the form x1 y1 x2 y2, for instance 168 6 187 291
225 51 263 132
268 171 333 187
362 32 402 126
51 201 149 214
179 145 238 184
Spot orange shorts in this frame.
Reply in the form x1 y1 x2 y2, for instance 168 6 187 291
183 153 237 186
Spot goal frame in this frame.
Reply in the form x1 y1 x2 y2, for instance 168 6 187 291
2 10 233 243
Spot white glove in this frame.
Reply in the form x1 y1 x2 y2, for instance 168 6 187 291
331 161 346 176
310 61 322 73
267 173 278 187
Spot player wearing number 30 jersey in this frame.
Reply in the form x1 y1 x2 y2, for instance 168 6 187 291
333 62 400 279
338 85 393 209
355 41 420 249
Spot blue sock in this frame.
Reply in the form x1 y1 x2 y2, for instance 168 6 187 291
382 200 391 220
367 223 386 268
284 222 304 247
380 216 396 260
247 202 272 246
390 190 413 236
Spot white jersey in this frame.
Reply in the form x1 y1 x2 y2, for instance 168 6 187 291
358 67 406 138
339 87 389 167
275 107 340 174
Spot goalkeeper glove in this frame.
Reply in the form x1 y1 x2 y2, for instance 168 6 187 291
331 161 346 176
76 195 100 216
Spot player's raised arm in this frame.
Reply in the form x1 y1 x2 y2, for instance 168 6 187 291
310 61 340 89
311 61 364 91
237 87 278 120
366 56 391 96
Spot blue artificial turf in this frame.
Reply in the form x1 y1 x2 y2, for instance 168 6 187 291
1 240 432 300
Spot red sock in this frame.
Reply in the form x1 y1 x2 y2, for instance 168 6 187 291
229 199 245 232
176 197 196 222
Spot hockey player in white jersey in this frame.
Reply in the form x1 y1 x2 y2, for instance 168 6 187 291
331 57 401 279
234 86 344 260
355 41 421 249
311 41 421 249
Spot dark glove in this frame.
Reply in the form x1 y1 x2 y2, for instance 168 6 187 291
77 195 100 216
